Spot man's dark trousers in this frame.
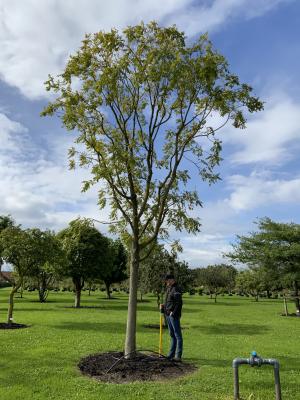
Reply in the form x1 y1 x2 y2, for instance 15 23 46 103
166 315 183 359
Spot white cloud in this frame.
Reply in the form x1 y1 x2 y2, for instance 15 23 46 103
0 112 110 231
179 233 232 267
227 172 300 211
0 0 291 99
0 113 28 151
224 94 300 165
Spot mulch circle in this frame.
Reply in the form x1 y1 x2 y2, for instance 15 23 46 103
281 313 300 317
0 322 28 329
78 351 197 383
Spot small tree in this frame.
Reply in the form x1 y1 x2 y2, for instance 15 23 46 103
197 264 236 302
42 22 263 355
138 245 173 305
139 245 193 305
235 269 264 301
101 239 127 299
57 218 110 308
29 229 66 303
0 227 38 324
0 215 15 272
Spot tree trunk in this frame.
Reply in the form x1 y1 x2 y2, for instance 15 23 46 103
283 297 288 316
74 279 82 308
38 276 48 303
124 240 139 358
7 285 19 324
140 292 143 302
294 280 300 311
157 293 160 308
105 281 111 299
214 293 217 303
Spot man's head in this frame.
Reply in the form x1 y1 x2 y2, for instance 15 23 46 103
165 273 176 287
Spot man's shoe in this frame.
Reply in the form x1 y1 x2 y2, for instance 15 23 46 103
166 355 174 360
173 357 182 362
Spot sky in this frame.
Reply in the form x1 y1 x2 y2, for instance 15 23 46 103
0 0 300 268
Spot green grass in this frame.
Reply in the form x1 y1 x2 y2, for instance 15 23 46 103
0 288 299 400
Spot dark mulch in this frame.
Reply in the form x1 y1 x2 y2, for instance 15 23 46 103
281 313 300 317
78 351 197 383
0 322 28 329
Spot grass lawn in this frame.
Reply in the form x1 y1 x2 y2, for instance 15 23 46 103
0 288 299 400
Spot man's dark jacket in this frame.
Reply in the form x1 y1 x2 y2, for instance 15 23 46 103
164 283 183 319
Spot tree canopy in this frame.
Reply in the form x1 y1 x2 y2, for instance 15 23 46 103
101 239 128 299
57 218 111 308
42 21 263 355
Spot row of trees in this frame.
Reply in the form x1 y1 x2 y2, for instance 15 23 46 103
226 218 300 313
0 215 127 324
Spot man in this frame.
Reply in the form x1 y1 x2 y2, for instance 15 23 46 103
163 273 183 361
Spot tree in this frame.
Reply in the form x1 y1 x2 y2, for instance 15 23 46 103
101 239 127 299
57 218 110 308
226 218 300 311
0 215 15 272
42 22 263 356
0 227 39 324
29 229 66 303
197 264 237 302
138 245 173 304
235 269 265 301
139 245 193 305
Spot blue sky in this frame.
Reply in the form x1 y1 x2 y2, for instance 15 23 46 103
0 0 300 267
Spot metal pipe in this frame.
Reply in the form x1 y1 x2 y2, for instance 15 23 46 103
232 354 282 400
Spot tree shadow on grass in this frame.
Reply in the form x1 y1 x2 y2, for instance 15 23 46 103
52 321 126 333
187 357 229 367
197 301 244 307
191 323 271 336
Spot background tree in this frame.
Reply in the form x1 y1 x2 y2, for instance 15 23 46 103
0 215 15 272
138 245 173 305
139 245 193 304
235 269 265 301
0 227 39 324
197 264 237 302
29 229 66 303
101 239 127 299
227 218 300 311
42 22 263 356
57 218 110 308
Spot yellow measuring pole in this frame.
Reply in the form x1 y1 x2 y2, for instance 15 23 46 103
159 304 164 356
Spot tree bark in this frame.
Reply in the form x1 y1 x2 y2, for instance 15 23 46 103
294 280 300 311
38 276 48 303
74 279 83 308
283 297 288 316
7 285 19 324
105 281 111 299
124 240 139 358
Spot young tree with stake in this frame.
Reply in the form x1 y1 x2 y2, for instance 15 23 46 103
42 22 263 357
